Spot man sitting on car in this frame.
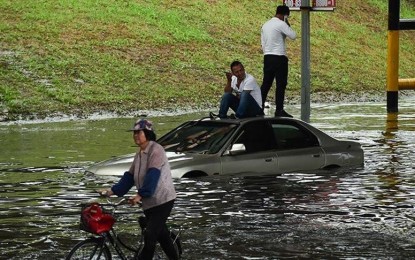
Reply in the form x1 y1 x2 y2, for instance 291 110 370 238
213 60 263 119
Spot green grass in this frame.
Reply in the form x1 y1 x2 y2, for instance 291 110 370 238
0 0 414 120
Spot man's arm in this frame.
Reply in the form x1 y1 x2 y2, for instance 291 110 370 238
283 21 297 40
224 72 233 93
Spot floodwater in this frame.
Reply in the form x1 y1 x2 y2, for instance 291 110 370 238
1 98 415 259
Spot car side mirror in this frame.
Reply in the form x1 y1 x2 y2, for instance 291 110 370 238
228 143 246 155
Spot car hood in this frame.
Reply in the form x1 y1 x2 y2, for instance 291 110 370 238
85 151 203 178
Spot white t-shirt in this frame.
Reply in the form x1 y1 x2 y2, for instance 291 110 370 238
261 17 297 56
231 73 262 108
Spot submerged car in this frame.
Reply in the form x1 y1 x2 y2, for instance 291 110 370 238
85 117 364 178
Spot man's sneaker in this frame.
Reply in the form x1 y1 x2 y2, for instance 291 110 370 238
209 112 219 119
264 101 271 109
229 113 238 119
275 109 293 118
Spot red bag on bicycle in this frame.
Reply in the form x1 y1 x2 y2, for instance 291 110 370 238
80 203 115 234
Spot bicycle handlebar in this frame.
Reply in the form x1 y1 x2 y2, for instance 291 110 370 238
94 190 142 208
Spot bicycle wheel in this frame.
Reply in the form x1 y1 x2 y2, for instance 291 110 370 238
65 237 111 260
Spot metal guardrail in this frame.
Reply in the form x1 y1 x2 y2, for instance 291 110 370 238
400 19 415 30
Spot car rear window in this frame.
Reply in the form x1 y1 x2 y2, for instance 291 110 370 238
271 123 319 149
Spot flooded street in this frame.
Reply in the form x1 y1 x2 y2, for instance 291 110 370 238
1 99 415 259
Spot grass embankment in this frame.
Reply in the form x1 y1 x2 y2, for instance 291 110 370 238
0 0 414 120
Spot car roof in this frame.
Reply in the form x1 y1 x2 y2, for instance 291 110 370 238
192 115 306 125
184 116 335 143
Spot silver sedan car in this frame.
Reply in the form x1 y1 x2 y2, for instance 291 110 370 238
85 117 364 178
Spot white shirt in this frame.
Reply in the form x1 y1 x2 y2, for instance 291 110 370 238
231 73 262 108
261 17 297 56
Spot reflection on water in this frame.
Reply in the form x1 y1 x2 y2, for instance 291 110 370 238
1 100 415 259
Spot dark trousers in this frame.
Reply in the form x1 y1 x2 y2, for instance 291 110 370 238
138 200 178 260
261 55 289 111
218 92 263 119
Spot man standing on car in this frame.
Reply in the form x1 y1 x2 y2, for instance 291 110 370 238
261 5 297 118
99 119 178 260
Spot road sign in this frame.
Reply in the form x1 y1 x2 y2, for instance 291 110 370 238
283 0 336 11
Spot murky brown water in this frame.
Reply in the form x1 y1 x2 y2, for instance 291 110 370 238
1 99 415 259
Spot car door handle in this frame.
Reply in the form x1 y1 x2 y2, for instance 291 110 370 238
265 158 273 162
312 154 321 158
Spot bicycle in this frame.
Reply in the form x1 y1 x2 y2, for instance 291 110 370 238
65 197 183 260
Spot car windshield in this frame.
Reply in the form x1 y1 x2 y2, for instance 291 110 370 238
159 121 238 154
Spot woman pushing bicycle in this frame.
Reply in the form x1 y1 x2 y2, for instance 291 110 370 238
99 118 178 260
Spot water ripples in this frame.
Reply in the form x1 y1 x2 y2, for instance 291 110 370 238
2 101 415 258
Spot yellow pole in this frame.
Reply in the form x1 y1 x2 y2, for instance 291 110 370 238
386 30 400 93
386 0 400 113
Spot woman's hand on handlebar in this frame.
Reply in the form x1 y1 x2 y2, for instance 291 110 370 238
95 189 141 206
96 189 114 197
128 193 142 206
